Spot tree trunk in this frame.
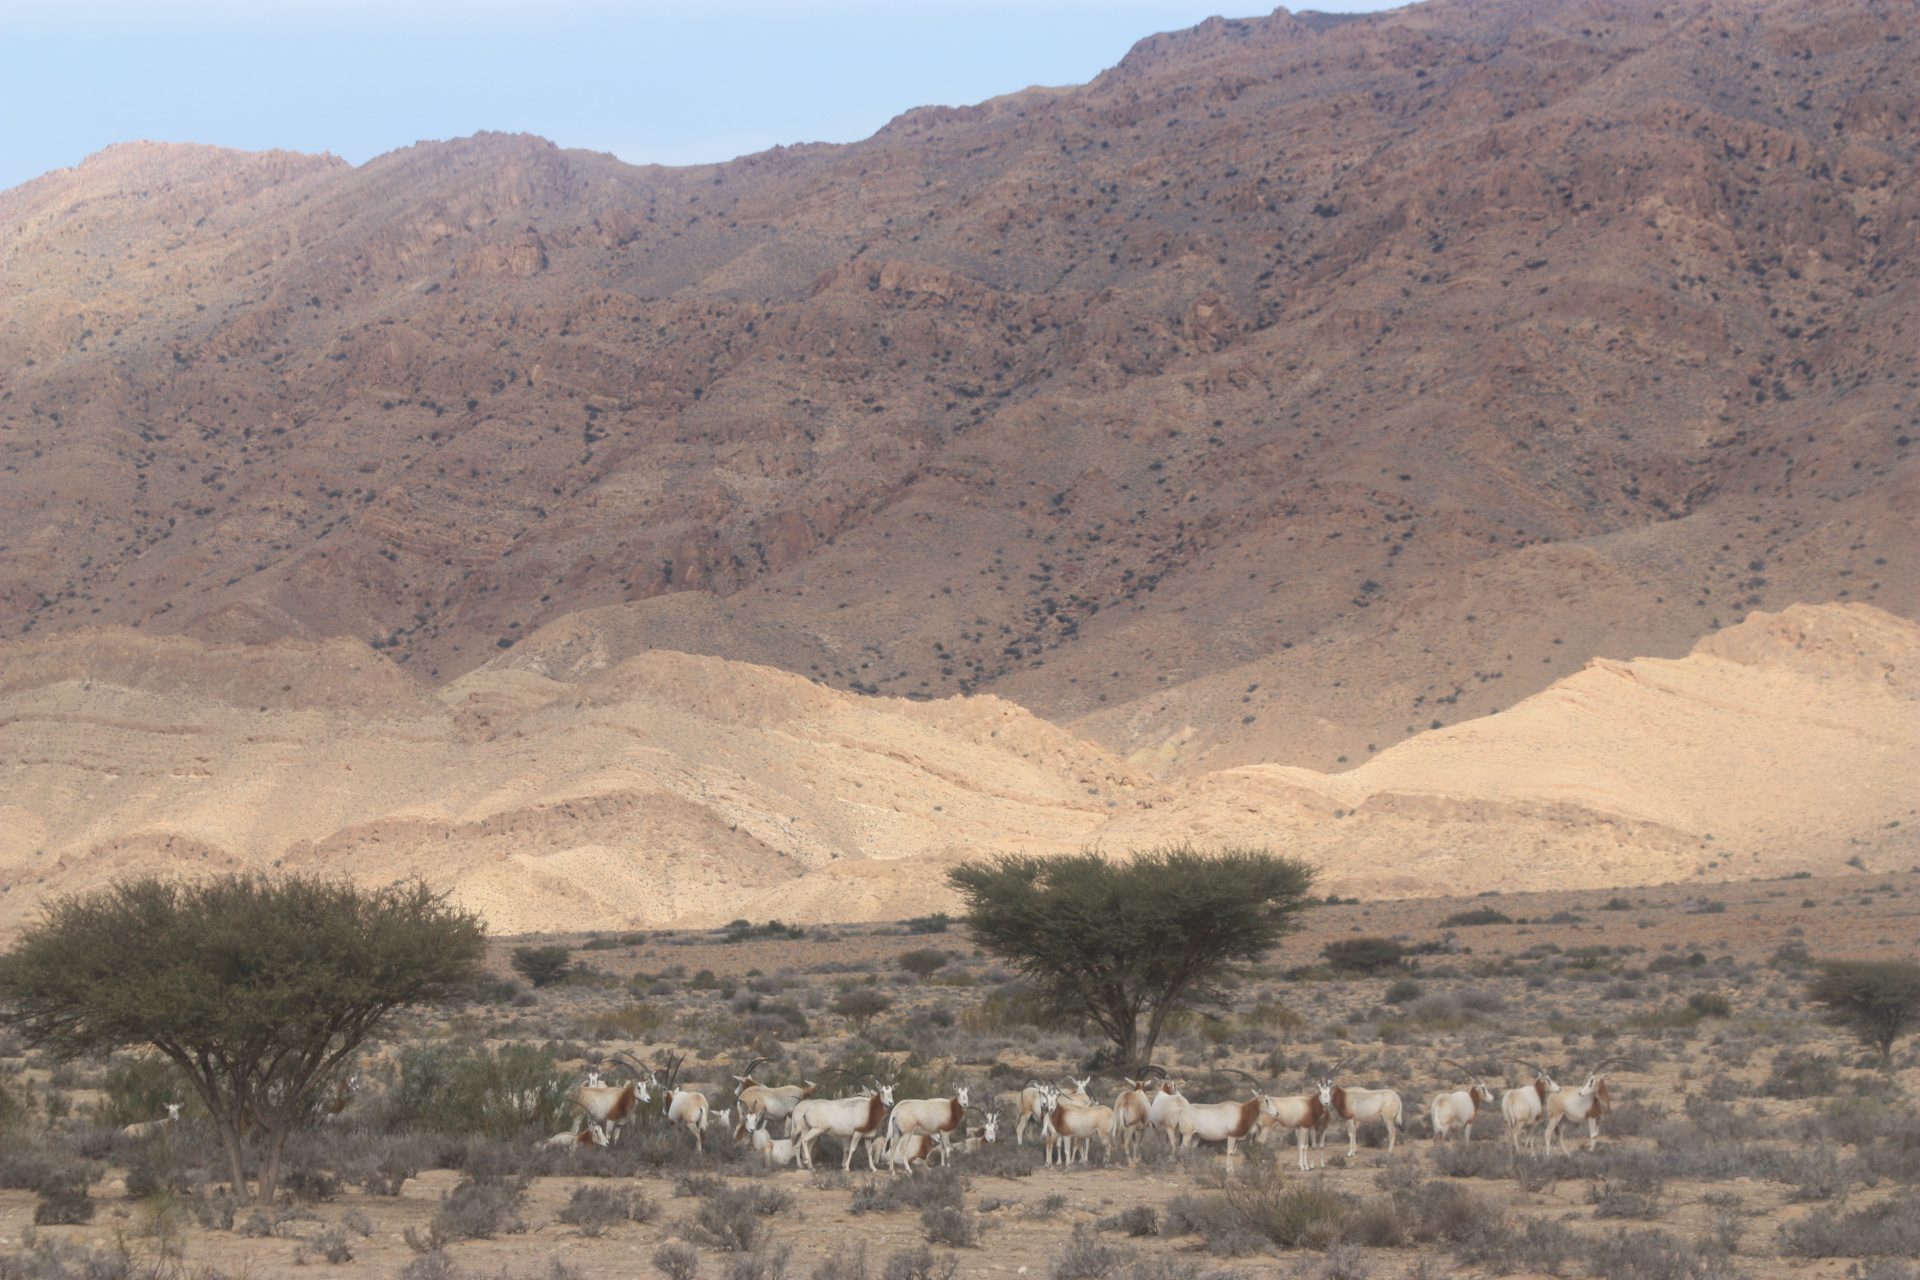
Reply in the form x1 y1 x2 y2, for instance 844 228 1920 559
256 1123 292 1205
1137 1001 1177 1073
211 1113 254 1205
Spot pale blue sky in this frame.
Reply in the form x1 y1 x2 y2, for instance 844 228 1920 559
0 1 1409 192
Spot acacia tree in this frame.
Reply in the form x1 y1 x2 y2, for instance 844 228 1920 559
1807 958 1920 1068
0 874 485 1203
948 844 1317 1071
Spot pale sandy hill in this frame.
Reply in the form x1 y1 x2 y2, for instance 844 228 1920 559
1096 603 1920 896
0 604 1911 934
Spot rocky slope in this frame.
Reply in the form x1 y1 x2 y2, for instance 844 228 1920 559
1 0 1913 781
1 603 1911 934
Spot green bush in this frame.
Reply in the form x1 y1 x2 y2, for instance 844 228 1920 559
392 1043 570 1139
1440 908 1513 927
510 946 573 988
1322 937 1407 973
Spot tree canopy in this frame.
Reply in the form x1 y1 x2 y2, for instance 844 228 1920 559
0 874 485 1202
947 844 1317 1070
1807 958 1920 1068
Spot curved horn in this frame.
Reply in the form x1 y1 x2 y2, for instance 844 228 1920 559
1505 1058 1547 1076
1591 1057 1634 1074
740 1055 770 1078
1440 1057 1478 1084
1140 1063 1168 1079
1325 1057 1353 1079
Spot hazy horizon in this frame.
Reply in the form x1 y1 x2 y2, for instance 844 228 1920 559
0 0 1410 192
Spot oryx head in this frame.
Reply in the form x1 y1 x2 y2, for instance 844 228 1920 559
164 1102 182 1121
982 1112 999 1142
954 1085 970 1107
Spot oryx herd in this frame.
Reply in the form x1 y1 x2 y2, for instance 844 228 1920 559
537 1051 1632 1175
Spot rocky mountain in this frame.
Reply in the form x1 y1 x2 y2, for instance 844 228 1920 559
0 0 1914 930
1 603 1912 932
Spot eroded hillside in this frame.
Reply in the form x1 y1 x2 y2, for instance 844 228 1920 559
1 0 1913 777
1 604 1911 933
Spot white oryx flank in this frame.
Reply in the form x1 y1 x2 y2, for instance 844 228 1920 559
1038 1085 1115 1168
732 1058 818 1126
1146 1078 1190 1155
1500 1059 1559 1155
1111 1072 1160 1165
120 1103 181 1140
1543 1058 1627 1155
885 1130 939 1175
886 1086 970 1167
793 1083 896 1172
1016 1075 1088 1145
1315 1061 1404 1156
1255 1089 1329 1170
659 1082 713 1153
567 1075 647 1146
743 1112 801 1168
1428 1059 1497 1143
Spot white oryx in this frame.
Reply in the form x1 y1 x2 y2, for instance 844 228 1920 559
1428 1059 1497 1143
1257 1089 1331 1170
120 1103 181 1140
1314 1060 1404 1156
1543 1058 1627 1155
792 1083 896 1172
743 1112 801 1168
958 1112 1000 1152
1037 1084 1115 1168
731 1058 818 1127
1500 1059 1559 1155
542 1120 609 1149
1146 1078 1190 1155
1176 1093 1269 1157
1016 1076 1089 1146
571 1056 653 1146
886 1086 970 1167
1111 1070 1162 1165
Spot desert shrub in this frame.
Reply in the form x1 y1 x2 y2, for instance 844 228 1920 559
92 1055 192 1130
921 1205 979 1247
686 1184 791 1251
1781 1197 1920 1258
654 1242 701 1280
1052 1224 1138 1279
1764 1051 1841 1098
900 949 950 979
584 1005 666 1039
511 945 573 988
852 1167 968 1214
392 1042 569 1138
830 989 894 1035
1382 978 1422 1005
1440 908 1512 927
885 1245 960 1280
1322 938 1405 973
33 1169 95 1225
1220 1169 1349 1248
1687 991 1732 1018
1589 1172 1664 1219
1098 1206 1159 1237
298 1227 355 1265
906 914 952 935
559 1183 657 1236
429 1176 527 1242
725 1245 795 1280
